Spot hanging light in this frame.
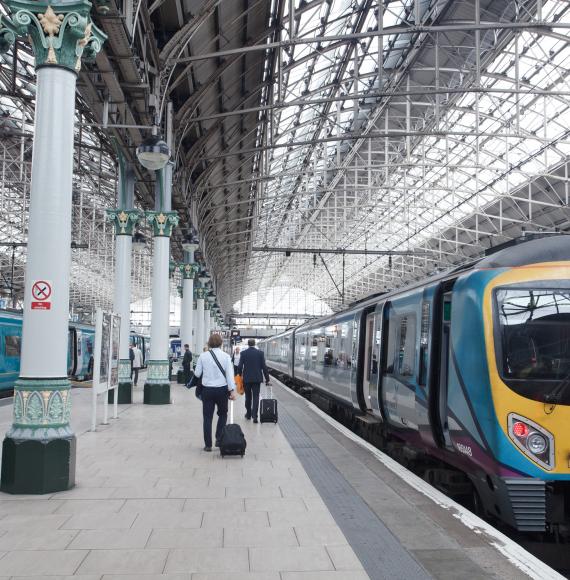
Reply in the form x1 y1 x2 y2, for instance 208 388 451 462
136 135 170 171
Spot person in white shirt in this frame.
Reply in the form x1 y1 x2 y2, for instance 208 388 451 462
232 347 241 374
194 334 236 451
131 344 144 386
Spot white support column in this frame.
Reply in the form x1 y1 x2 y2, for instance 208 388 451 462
195 292 205 352
192 300 198 353
0 2 105 494
179 243 198 356
144 167 178 405
107 163 140 404
204 305 211 346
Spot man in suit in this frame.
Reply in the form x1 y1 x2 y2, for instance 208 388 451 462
182 343 193 384
237 338 270 423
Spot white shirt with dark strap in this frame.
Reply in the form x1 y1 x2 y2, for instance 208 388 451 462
194 348 236 391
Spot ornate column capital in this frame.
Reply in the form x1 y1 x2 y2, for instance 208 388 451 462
178 262 200 280
0 14 17 53
146 210 179 237
195 287 208 300
4 0 106 72
106 208 143 236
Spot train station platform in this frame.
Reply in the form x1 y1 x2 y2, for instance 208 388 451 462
0 377 561 580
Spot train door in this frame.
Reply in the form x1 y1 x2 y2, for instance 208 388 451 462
67 328 77 377
429 284 454 449
368 304 385 418
359 311 375 412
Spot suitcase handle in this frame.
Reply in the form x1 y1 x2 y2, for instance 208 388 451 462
229 399 234 424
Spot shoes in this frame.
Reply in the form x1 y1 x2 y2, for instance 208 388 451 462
253 418 258 424
245 414 251 420
203 446 212 452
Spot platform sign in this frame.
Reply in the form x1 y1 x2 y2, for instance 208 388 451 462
30 280 52 310
91 308 121 431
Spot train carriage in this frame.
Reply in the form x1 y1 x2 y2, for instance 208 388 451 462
260 235 570 533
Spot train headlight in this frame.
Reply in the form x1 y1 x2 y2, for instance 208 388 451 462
527 433 547 455
507 413 554 471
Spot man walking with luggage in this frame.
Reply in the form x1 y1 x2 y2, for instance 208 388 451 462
237 338 270 423
182 343 193 384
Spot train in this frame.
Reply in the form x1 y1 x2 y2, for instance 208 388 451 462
260 234 570 534
0 309 150 392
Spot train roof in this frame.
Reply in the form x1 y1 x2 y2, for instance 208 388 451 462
477 234 570 268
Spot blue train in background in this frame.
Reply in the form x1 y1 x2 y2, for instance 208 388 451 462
261 235 570 534
0 309 150 394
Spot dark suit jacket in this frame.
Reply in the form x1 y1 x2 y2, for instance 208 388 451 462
237 347 269 384
182 350 192 371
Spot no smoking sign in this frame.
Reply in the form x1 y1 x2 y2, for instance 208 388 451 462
31 280 52 310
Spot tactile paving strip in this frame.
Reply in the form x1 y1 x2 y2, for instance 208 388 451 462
279 406 433 580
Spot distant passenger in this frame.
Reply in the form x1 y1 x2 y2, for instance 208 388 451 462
129 345 135 377
194 334 236 451
238 338 270 424
232 346 241 375
131 344 144 386
182 343 193 384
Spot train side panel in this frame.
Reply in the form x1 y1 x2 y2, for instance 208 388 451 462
294 314 356 407
380 289 427 430
0 314 22 392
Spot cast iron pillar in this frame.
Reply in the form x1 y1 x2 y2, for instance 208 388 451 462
106 156 141 404
144 166 179 404
0 0 105 494
178 245 199 355
203 301 211 347
195 287 206 352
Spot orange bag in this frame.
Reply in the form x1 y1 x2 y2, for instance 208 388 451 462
235 374 245 395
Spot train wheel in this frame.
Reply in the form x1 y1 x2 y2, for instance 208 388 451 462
471 488 484 518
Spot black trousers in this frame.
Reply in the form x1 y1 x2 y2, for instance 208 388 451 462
131 367 140 385
245 382 261 419
202 386 228 447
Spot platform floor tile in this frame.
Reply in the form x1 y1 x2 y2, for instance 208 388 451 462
0 382 369 579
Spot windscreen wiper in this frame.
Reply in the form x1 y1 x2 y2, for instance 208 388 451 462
543 371 570 407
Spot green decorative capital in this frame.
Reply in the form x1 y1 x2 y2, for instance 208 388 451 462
178 262 200 280
0 14 17 53
106 208 143 236
146 210 179 237
195 287 208 300
9 377 72 440
5 0 106 72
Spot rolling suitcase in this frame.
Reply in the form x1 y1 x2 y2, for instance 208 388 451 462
259 385 278 423
219 400 246 457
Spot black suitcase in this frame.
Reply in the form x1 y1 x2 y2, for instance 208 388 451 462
260 386 278 423
219 401 246 457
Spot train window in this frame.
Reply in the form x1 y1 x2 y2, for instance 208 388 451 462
397 316 416 378
418 302 430 386
5 335 21 357
496 288 570 383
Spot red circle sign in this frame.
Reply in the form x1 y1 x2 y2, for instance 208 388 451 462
32 280 51 301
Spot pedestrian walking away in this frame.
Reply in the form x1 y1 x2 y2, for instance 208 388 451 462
237 338 270 424
182 343 193 384
231 346 241 375
193 334 236 451
129 344 135 378
131 343 144 386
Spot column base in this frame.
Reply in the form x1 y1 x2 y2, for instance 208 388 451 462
1 435 76 494
144 383 171 405
108 382 132 404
